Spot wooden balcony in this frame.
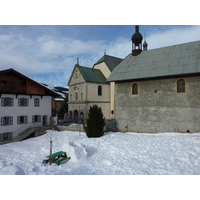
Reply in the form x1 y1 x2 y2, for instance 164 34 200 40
0 85 26 94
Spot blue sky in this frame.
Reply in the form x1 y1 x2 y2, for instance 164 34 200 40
0 25 200 87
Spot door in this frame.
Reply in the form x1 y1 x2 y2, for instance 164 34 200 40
43 115 47 125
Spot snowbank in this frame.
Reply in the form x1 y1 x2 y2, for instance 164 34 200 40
0 130 200 175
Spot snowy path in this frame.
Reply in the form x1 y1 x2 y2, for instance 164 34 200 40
1 131 200 175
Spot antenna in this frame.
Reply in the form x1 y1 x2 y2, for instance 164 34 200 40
77 57 79 65
104 49 106 55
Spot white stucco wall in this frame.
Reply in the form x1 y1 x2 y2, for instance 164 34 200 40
94 62 111 79
0 94 52 138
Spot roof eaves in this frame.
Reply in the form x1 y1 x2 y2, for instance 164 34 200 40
0 68 59 97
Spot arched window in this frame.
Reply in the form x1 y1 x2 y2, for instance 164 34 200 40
177 79 185 93
74 110 78 123
75 92 78 100
98 85 102 96
69 111 72 119
132 83 138 95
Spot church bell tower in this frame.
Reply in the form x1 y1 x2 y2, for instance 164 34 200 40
131 25 143 56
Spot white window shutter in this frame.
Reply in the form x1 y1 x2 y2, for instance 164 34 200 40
26 99 29 106
32 116 35 123
18 98 21 106
25 116 28 123
11 98 14 106
1 117 4 126
1 98 4 106
10 117 13 125
17 116 20 124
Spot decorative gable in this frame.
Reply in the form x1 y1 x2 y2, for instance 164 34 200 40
68 65 86 86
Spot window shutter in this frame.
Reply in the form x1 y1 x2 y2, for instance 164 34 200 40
11 98 14 106
10 117 13 125
1 98 4 106
18 98 21 106
26 99 29 106
9 132 13 140
17 116 20 124
1 117 4 126
32 116 35 123
39 115 41 122
25 116 28 123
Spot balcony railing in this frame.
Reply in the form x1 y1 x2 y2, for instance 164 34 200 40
0 85 26 94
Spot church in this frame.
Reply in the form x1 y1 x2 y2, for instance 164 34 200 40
107 25 200 133
68 55 122 124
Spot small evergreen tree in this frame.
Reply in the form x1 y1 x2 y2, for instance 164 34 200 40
84 105 105 138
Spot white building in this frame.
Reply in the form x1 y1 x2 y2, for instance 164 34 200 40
0 68 59 143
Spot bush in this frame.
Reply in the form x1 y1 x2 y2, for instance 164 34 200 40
84 105 105 138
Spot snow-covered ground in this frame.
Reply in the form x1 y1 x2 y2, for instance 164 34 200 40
1 130 200 175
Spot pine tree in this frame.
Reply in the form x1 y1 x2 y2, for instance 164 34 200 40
84 105 105 138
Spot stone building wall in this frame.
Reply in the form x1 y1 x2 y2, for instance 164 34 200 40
114 76 200 133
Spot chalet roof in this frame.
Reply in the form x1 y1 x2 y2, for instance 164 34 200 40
94 54 123 72
0 68 60 97
107 40 200 82
77 65 107 83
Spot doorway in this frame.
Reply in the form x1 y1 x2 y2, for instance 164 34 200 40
43 115 47 125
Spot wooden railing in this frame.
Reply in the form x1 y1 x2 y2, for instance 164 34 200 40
0 85 26 94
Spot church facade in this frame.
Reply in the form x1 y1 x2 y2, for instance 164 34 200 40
68 55 122 124
108 26 200 133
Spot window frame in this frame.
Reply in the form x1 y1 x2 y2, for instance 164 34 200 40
132 82 139 95
32 115 41 123
177 78 186 93
75 92 78 100
0 132 13 142
98 85 102 96
34 98 40 107
17 116 28 124
1 116 13 126
18 98 29 106
1 97 14 107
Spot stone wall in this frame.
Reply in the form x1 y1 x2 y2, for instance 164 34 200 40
114 76 200 133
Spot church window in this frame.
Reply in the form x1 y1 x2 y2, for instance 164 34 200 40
75 92 78 100
98 85 102 96
177 79 185 93
132 83 138 95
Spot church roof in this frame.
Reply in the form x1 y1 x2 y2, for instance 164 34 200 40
94 54 123 72
107 40 200 82
77 65 107 83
